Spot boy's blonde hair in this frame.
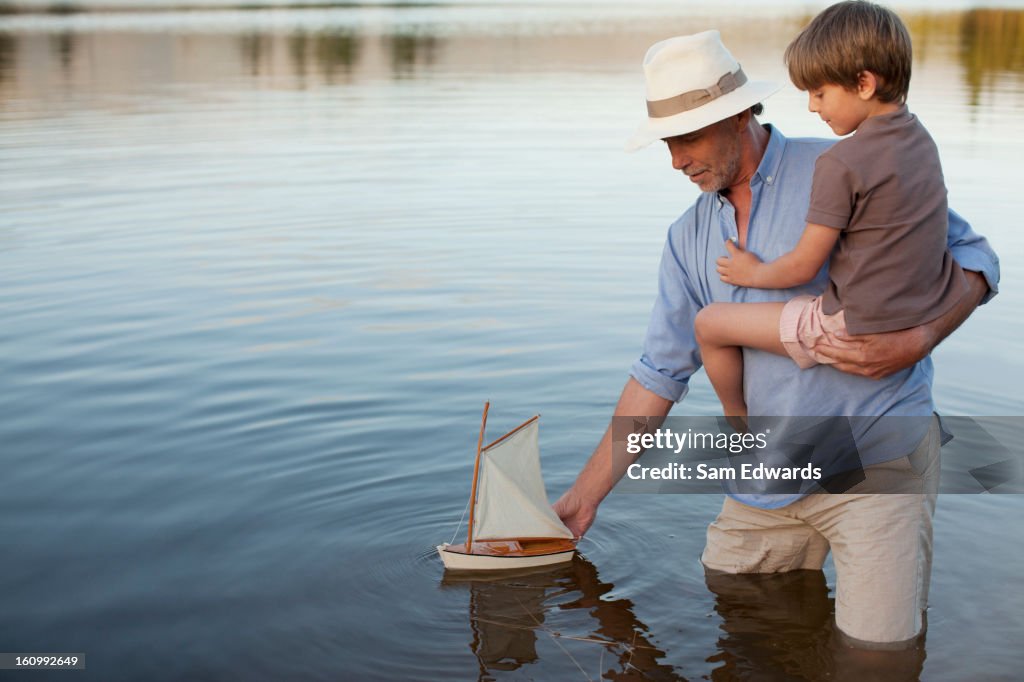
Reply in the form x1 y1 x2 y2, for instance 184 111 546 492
785 1 912 103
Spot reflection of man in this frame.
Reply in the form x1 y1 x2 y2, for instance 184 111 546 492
705 570 926 681
554 31 999 649
441 558 679 680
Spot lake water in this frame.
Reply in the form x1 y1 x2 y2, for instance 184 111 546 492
1 1 1022 680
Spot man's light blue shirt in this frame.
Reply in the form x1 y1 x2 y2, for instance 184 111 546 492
629 125 1000 509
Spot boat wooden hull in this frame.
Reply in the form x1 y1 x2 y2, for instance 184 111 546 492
437 538 576 571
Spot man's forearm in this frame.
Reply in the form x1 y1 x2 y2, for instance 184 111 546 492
923 270 989 351
571 377 674 506
812 270 991 379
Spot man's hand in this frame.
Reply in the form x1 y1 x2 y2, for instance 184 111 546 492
553 487 598 539
812 271 989 380
812 325 935 380
717 239 765 287
553 378 673 540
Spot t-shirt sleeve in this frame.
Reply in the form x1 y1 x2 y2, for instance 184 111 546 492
805 153 856 230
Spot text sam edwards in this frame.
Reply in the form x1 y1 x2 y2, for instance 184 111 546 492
627 462 823 481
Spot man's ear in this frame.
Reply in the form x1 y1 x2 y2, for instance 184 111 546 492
857 71 879 100
735 107 752 130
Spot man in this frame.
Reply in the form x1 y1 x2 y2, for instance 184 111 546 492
553 30 999 649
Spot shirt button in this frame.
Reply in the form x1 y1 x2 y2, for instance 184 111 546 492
766 175 773 184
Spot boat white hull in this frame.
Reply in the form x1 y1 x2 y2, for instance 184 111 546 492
437 544 575 571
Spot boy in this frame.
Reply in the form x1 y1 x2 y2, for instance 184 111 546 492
694 0 968 421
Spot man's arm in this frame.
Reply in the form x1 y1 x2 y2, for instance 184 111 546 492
553 377 672 537
812 270 987 379
557 210 704 535
812 207 999 379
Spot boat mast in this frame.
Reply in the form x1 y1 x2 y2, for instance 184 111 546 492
466 401 489 553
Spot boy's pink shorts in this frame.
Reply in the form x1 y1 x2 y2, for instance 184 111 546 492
779 295 848 369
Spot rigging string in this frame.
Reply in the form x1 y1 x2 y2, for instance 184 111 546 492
450 495 471 545
451 404 487 546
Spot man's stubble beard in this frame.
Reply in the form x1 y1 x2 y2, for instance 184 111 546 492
697 130 742 193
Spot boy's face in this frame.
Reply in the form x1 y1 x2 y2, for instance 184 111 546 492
807 84 872 136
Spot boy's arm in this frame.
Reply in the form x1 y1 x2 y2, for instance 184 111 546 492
717 223 839 289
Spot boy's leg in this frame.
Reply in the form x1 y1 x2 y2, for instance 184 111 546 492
695 302 788 417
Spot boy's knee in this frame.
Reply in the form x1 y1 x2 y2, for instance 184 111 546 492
694 304 721 344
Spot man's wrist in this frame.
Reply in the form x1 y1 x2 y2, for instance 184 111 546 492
919 322 941 356
570 479 607 510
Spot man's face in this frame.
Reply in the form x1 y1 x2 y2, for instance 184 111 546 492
662 117 742 193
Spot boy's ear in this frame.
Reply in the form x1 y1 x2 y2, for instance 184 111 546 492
856 71 879 100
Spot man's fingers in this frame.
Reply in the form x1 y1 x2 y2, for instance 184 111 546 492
828 360 871 377
724 239 739 255
813 333 864 351
811 343 863 363
832 360 886 380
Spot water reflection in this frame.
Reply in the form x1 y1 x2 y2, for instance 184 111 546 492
705 570 925 681
0 32 12 87
959 9 1024 105
49 30 74 71
0 8 1022 105
441 556 931 680
441 556 681 681
239 31 271 76
386 32 437 77
312 29 360 82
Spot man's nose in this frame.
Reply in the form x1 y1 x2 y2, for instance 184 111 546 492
669 146 691 172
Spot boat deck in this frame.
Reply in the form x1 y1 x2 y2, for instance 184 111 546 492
443 538 576 557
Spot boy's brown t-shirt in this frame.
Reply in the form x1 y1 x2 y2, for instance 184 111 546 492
806 106 968 334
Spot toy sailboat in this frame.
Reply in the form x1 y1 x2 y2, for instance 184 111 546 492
437 402 577 571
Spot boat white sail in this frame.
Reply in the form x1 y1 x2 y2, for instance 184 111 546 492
473 418 574 542
438 405 577 571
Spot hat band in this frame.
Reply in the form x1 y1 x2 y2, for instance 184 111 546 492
646 67 748 118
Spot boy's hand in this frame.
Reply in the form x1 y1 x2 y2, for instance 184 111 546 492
717 239 765 287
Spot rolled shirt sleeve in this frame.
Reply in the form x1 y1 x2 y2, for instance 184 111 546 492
947 207 1000 303
629 212 706 403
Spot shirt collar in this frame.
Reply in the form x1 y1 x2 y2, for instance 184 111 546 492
753 123 786 188
713 124 787 208
854 104 912 134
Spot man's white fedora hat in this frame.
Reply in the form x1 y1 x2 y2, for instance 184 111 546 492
625 30 782 152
